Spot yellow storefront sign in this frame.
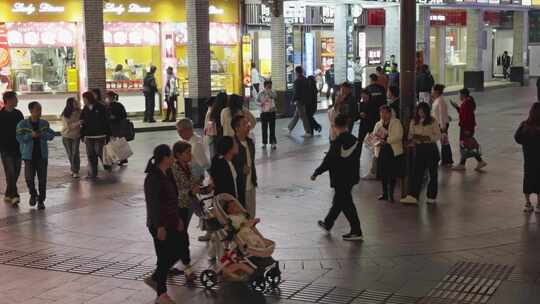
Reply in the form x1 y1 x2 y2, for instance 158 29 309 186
0 0 82 22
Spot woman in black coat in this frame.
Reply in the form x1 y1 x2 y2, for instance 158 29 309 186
306 76 322 133
210 136 240 198
515 102 540 213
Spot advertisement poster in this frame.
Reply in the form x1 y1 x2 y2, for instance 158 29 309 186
0 22 10 97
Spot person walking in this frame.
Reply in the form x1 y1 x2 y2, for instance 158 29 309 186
143 144 188 304
0 91 24 206
105 91 130 166
176 118 210 184
210 136 240 199
251 62 261 95
451 89 487 171
16 102 55 210
143 65 158 123
501 51 511 80
312 114 363 241
515 102 540 213
416 64 435 104
325 64 335 100
256 80 278 149
401 102 441 205
373 105 404 202
163 67 178 122
80 91 111 179
60 97 82 178
307 76 322 134
221 94 256 137
431 84 453 166
232 115 257 217
287 66 312 137
169 141 198 278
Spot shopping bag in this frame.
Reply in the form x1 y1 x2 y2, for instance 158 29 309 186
109 137 133 161
360 143 375 179
103 144 116 166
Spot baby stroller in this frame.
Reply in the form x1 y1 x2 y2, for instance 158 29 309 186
199 193 281 292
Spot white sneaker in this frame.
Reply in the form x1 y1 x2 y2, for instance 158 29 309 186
72 173 80 179
400 195 418 204
452 164 466 171
426 199 437 204
524 203 534 213
475 161 487 171
10 197 20 206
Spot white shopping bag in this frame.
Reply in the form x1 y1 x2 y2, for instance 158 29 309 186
103 144 116 166
360 142 375 179
109 137 133 161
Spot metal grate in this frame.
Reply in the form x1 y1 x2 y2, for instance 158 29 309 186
420 261 514 304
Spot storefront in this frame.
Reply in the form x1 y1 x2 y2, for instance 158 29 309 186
0 0 83 114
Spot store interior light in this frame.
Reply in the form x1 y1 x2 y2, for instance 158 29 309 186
209 5 224 15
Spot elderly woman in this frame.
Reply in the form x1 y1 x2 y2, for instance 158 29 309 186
372 105 404 202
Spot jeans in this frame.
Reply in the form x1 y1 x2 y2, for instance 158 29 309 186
144 93 156 122
1 153 22 199
24 159 48 201
288 104 311 134
410 143 439 200
149 227 188 296
85 137 106 178
324 185 363 235
260 112 276 145
164 95 177 121
62 137 80 174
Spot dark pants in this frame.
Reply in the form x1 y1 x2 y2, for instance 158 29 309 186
62 137 80 174
324 185 362 235
326 83 335 99
441 143 454 165
353 81 362 100
178 207 192 264
144 93 156 122
164 95 177 121
24 159 48 201
381 178 396 201
149 227 188 296
260 112 277 145
410 143 439 200
1 153 22 199
503 65 510 79
309 115 321 133
85 137 106 178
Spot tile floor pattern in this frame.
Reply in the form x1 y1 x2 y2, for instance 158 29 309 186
1 81 540 303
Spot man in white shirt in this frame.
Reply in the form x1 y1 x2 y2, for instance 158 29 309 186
176 119 210 182
352 57 365 99
251 63 261 96
431 84 453 166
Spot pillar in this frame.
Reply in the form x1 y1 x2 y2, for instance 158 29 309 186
513 11 525 66
464 9 485 90
81 0 106 94
186 0 211 127
416 5 430 64
384 5 401 62
334 4 347 84
270 0 289 115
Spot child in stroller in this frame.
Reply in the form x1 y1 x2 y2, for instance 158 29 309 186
199 194 281 291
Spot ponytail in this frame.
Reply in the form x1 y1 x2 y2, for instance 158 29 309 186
144 156 157 173
145 144 172 173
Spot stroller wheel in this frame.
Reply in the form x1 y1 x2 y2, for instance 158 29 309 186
251 277 267 292
266 272 282 289
200 269 218 289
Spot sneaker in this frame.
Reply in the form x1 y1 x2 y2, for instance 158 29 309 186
317 221 331 234
524 203 534 213
184 265 195 280
426 199 437 204
400 195 418 204
271 144 277 150
261 144 267 150
475 161 487 171
144 276 157 291
156 293 176 304
452 164 466 171
29 195 37 207
342 233 364 241
3 196 11 203
72 173 80 179
11 196 20 206
198 234 211 242
37 201 45 210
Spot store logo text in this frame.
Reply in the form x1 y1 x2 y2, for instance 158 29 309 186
11 2 65 15
103 3 152 15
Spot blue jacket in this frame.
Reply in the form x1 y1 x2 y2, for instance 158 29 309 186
16 118 55 160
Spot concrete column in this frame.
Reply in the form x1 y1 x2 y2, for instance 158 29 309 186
466 9 483 71
384 5 401 61
334 4 347 84
186 0 211 126
81 0 106 94
513 11 525 66
416 5 430 64
270 1 286 92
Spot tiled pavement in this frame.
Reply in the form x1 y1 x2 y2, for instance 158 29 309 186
0 82 539 303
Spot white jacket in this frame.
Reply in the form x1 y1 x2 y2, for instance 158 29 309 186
372 118 404 158
432 96 449 129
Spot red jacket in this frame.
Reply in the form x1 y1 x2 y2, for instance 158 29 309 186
458 97 476 135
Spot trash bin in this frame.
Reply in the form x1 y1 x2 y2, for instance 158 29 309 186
275 89 295 118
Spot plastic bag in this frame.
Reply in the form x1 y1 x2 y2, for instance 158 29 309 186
103 144 115 166
109 137 133 161
360 143 375 179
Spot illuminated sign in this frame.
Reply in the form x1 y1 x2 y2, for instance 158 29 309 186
11 3 35 15
103 3 125 15
39 2 64 13
103 2 152 15
11 2 65 15
209 5 224 15
128 3 150 13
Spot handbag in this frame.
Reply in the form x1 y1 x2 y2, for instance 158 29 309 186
103 144 116 166
122 119 135 141
109 137 133 161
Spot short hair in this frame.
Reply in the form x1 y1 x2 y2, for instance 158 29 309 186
263 79 272 87
379 105 391 113
433 84 445 94
459 88 470 97
376 66 383 72
388 86 399 97
334 114 348 128
355 57 361 61
172 141 191 156
149 65 157 73
28 101 40 111
176 118 194 131
231 115 245 130
369 74 378 82
106 91 119 102
392 63 398 68
295 66 304 74
217 136 235 156
340 82 352 89
2 91 17 102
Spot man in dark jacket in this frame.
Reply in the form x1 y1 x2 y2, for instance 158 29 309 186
416 64 434 103
502 51 511 79
311 114 363 241
287 66 312 137
232 115 257 217
143 65 158 123
336 82 358 132
81 91 111 178
0 91 24 206
358 88 385 143
325 64 335 99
